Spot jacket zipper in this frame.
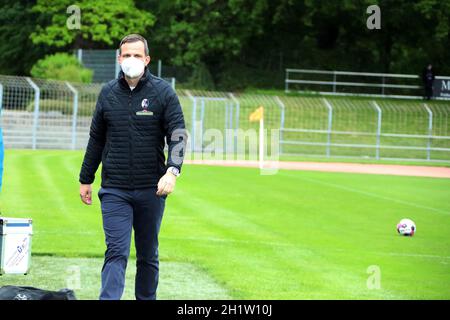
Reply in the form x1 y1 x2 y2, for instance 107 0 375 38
128 89 134 188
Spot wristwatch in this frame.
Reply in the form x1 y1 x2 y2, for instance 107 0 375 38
167 166 180 177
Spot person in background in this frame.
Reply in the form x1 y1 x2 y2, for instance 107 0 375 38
422 64 435 100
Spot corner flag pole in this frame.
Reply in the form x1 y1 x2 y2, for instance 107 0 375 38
259 115 264 169
249 106 265 169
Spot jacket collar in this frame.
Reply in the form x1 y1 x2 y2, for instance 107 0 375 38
118 67 151 91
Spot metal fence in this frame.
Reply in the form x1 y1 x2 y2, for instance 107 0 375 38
278 97 450 162
77 49 176 89
1 75 450 162
77 49 118 83
285 69 450 99
0 75 103 150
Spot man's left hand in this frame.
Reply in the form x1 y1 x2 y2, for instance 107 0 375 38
156 171 177 196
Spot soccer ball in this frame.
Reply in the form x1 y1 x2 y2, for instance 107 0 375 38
397 218 416 236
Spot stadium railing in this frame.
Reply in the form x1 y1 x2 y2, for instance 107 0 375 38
285 68 450 100
76 49 176 89
1 75 449 163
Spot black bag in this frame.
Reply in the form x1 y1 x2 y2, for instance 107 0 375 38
0 286 77 300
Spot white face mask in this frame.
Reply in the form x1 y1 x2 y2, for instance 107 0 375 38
121 57 145 79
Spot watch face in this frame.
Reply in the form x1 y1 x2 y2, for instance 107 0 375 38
171 167 180 176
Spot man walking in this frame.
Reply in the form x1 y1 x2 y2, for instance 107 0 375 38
79 34 186 300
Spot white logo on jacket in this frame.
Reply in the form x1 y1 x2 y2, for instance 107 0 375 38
141 99 149 110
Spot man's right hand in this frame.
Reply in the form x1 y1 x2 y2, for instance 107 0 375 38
80 184 92 205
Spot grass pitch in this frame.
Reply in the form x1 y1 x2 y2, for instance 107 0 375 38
1 150 449 299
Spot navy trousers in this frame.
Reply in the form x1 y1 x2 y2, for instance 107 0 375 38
98 187 166 300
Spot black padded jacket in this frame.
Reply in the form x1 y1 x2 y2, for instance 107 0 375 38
79 68 187 189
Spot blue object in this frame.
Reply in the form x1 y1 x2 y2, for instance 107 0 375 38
0 82 3 193
4 223 31 228
0 127 3 193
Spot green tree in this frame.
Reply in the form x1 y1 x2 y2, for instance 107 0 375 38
30 0 156 49
149 0 268 81
30 53 93 83
3 0 449 87
0 0 51 75
243 0 450 76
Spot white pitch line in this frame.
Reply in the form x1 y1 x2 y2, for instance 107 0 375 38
161 236 450 260
33 232 450 260
161 235 303 248
34 230 101 235
291 174 450 216
375 251 450 260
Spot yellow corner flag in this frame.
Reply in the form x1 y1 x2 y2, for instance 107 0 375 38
249 106 265 169
249 106 264 122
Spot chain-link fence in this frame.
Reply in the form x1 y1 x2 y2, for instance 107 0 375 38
77 49 118 83
0 75 102 150
1 75 450 162
76 49 176 89
278 96 450 161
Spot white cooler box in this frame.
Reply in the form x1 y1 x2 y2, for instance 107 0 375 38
0 217 33 275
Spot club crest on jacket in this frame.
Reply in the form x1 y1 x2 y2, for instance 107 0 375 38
141 98 149 111
136 98 153 115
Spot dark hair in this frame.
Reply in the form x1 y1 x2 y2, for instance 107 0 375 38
119 34 149 56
